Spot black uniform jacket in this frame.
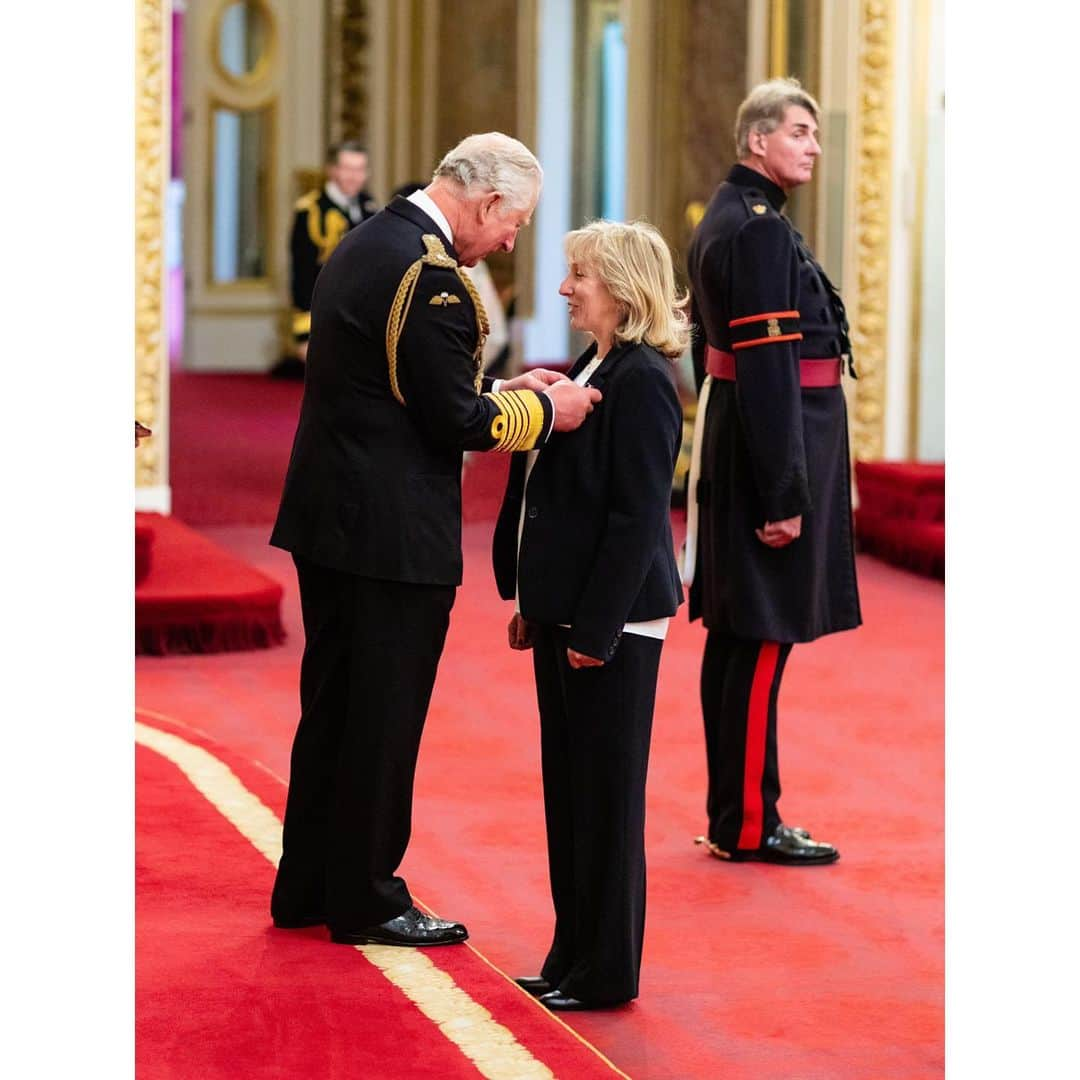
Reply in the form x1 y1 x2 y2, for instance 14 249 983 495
271 196 554 586
687 164 861 643
493 341 684 662
290 186 378 342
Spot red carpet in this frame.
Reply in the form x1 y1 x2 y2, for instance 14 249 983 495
138 520 944 1078
135 513 285 655
169 373 303 526
145 373 943 1076
136 711 626 1079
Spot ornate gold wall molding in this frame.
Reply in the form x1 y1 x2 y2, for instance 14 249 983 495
326 0 370 144
135 0 170 492
850 0 893 461
340 1 370 141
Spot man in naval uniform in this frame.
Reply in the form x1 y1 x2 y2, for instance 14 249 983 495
269 133 602 946
684 79 862 867
289 141 379 360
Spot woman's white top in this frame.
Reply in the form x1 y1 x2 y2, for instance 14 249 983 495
514 350 670 643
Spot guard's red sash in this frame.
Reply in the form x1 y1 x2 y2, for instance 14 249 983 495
705 345 841 388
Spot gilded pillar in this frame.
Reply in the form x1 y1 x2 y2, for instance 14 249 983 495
849 0 893 461
135 0 171 508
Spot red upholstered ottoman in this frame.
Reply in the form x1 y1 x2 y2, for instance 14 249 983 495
135 512 285 655
135 517 155 586
855 461 945 523
853 462 945 580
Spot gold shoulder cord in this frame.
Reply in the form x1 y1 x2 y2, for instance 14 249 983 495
308 205 350 264
385 234 490 405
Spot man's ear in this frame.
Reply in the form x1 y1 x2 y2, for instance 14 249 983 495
748 127 768 158
479 192 502 220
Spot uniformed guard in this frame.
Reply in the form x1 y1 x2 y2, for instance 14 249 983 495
289 141 379 357
684 78 862 866
269 133 602 948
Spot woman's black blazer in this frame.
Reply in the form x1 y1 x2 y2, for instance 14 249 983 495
492 340 684 661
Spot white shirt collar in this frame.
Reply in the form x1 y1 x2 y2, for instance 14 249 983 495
406 188 454 246
324 180 355 212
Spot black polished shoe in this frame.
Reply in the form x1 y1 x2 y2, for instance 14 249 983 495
695 824 839 866
515 976 553 997
539 990 628 1012
272 912 326 929
329 906 468 947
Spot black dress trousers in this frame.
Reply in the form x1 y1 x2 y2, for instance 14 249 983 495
271 555 455 930
701 631 793 853
532 625 661 1005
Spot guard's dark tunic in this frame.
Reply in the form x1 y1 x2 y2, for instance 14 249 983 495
687 164 861 644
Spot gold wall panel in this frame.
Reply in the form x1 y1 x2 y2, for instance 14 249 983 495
434 0 517 159
135 0 169 491
514 0 538 321
629 0 747 282
850 0 893 461
434 0 518 294
680 0 747 235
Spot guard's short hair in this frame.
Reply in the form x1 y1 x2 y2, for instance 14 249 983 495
326 140 368 164
433 133 543 214
735 78 820 159
563 220 690 360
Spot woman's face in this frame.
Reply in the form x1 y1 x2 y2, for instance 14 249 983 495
558 260 621 342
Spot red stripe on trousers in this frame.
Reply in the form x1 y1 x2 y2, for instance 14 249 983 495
736 641 781 850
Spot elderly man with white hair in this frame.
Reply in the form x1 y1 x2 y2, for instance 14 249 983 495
269 132 601 947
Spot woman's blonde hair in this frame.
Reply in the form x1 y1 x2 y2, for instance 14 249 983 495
563 220 690 359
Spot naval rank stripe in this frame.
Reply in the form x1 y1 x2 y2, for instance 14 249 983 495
729 309 802 351
484 390 547 452
501 392 527 448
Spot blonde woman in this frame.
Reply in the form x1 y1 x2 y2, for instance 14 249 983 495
493 220 689 1009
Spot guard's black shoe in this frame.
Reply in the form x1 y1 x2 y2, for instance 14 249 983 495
539 990 628 1012
515 977 552 997
272 912 326 929
695 824 840 866
329 906 468 947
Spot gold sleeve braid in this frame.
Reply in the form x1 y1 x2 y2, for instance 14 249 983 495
385 234 490 406
482 389 548 452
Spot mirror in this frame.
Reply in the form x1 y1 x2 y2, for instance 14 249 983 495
217 0 270 81
211 106 270 283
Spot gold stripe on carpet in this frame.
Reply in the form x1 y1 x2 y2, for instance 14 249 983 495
134 717 587 1080
358 946 553 1078
135 721 283 866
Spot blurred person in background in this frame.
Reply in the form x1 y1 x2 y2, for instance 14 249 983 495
279 141 378 376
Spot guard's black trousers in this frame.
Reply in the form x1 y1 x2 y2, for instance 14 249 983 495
701 631 793 853
271 555 455 931
532 626 661 1005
